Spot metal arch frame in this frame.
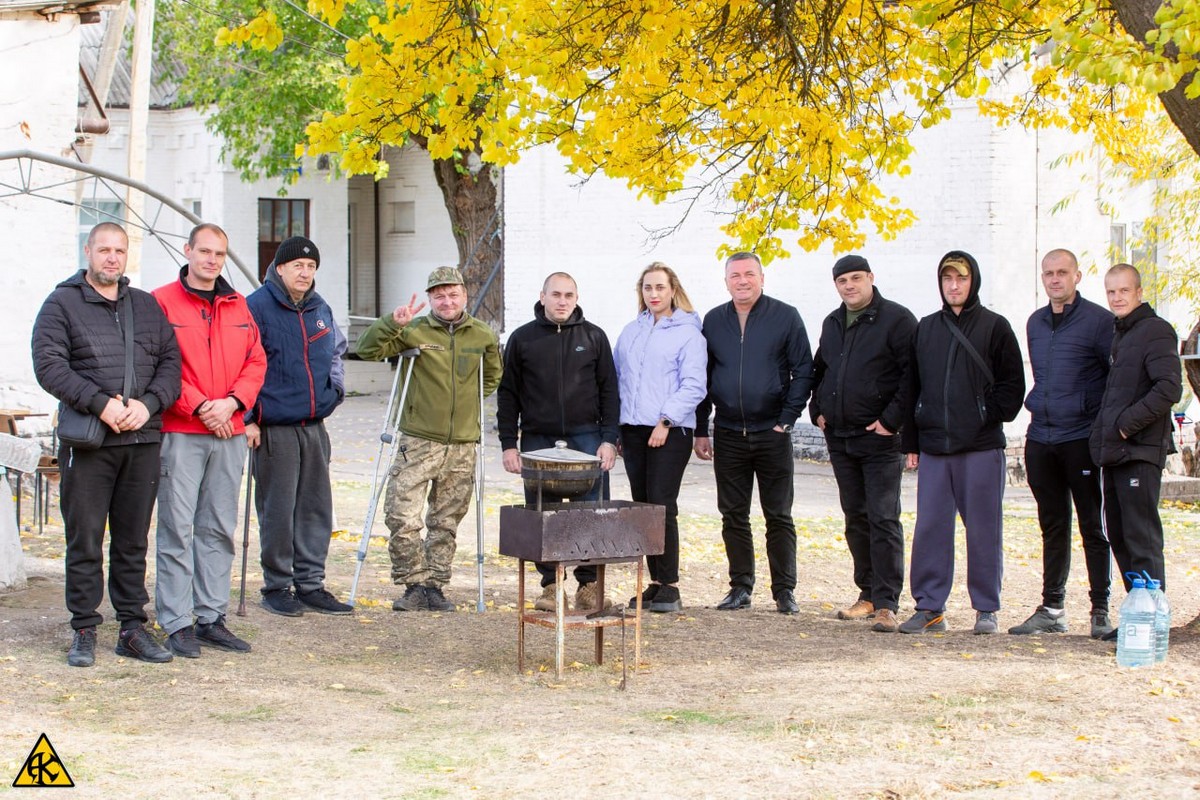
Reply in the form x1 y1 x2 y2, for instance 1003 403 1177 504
0 148 257 286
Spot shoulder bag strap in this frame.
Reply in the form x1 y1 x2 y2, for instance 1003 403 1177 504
941 313 994 386
122 291 134 404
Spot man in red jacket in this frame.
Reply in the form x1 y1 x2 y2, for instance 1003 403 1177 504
152 224 266 658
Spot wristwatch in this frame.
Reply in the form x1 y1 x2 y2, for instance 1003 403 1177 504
779 423 793 433
660 418 673 428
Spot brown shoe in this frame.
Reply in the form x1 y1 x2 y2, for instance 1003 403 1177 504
871 608 899 632
534 585 565 612
837 599 874 620
575 582 613 613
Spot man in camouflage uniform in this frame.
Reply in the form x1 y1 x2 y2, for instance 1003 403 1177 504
356 267 502 611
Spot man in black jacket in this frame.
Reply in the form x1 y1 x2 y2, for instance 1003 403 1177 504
1089 263 1180 612
695 252 814 614
811 255 917 633
900 251 1025 635
32 222 182 667
497 272 620 612
1010 249 1114 639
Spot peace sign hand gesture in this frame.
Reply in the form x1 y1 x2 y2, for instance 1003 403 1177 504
392 293 427 327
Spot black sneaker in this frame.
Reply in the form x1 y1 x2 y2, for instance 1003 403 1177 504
297 587 354 616
67 627 96 667
195 617 251 652
261 588 305 617
628 583 660 610
392 584 428 612
114 625 173 663
168 625 201 658
425 586 456 612
649 584 683 613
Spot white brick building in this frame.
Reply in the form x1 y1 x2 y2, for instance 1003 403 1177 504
2 13 1184 444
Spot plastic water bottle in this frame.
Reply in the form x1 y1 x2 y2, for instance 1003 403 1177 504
1116 574 1156 668
1146 576 1170 665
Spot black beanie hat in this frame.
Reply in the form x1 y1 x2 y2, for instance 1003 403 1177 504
274 236 320 269
832 254 870 278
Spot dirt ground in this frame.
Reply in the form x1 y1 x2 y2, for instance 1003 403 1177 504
3 393 1200 799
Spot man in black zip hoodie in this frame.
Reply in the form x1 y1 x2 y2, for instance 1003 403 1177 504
810 255 917 632
497 272 620 612
695 252 814 614
900 251 1024 635
1089 263 1180 613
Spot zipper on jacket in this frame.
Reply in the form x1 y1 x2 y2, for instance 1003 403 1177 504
298 308 317 419
557 323 566 436
942 323 956 452
833 315 853 429
738 316 747 436
448 326 458 441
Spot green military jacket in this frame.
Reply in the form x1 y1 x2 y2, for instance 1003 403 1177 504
357 312 502 444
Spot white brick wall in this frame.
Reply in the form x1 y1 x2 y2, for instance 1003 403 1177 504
0 20 85 421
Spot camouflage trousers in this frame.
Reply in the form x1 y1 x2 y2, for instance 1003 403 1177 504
383 435 477 588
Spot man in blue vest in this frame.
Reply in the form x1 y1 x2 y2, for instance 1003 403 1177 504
245 236 352 618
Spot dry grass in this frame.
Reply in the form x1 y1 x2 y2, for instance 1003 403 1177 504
3 476 1200 799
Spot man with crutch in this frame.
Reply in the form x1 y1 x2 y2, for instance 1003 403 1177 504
244 236 352 617
356 267 502 612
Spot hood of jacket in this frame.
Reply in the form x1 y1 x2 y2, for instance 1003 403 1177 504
635 308 702 333
1115 300 1155 333
533 301 585 329
263 259 317 308
938 249 982 314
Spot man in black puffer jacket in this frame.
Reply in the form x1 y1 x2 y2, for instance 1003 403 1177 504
1089 263 1180 607
900 251 1025 636
32 222 181 667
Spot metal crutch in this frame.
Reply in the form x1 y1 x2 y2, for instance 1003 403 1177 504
237 448 255 616
348 348 421 606
476 355 487 613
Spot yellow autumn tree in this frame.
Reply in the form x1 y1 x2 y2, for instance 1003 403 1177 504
219 0 1200 277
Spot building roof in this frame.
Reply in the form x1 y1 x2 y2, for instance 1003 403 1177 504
78 10 181 109
0 0 115 15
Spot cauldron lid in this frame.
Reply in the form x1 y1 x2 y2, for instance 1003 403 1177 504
521 442 600 464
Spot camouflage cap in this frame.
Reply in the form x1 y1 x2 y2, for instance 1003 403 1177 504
426 266 465 290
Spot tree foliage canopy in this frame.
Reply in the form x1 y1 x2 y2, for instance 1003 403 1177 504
208 0 1200 263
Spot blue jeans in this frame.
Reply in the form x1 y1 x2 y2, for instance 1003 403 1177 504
521 430 609 587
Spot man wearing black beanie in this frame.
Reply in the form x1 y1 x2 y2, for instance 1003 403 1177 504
245 235 353 617
811 255 917 632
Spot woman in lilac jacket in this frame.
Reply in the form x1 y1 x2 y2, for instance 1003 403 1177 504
614 262 708 612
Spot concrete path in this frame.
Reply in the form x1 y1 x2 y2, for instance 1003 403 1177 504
325 389 1039 519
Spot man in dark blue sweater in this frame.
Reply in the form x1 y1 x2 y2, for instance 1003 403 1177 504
1010 249 1114 639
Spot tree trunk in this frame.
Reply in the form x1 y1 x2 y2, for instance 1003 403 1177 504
1112 0 1200 158
431 156 504 331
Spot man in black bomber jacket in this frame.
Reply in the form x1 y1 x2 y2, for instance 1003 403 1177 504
497 272 620 612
